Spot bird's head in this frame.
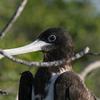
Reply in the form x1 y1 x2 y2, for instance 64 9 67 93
0 28 74 60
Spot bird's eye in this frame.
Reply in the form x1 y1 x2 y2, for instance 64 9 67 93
48 35 56 42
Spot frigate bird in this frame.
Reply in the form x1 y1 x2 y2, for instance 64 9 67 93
0 28 96 100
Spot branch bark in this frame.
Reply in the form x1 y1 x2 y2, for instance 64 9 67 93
0 0 28 38
0 89 7 95
0 47 90 67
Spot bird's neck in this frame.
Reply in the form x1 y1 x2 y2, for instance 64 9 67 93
43 49 73 73
34 49 72 96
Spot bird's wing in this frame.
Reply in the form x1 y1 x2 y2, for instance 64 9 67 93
54 71 96 100
18 71 34 100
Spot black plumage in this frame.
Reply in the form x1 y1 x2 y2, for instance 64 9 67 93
18 28 96 100
18 71 34 100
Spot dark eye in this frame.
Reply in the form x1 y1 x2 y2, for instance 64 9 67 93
48 35 56 42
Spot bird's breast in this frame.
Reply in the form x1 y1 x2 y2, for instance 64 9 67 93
32 73 60 100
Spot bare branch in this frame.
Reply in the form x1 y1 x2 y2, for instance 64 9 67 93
80 61 100 81
16 94 18 100
0 0 28 37
0 50 66 67
0 47 90 67
0 89 8 95
73 46 90 60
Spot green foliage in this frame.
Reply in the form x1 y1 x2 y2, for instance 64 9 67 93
0 0 100 99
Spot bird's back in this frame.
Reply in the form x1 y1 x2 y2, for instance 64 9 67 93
54 71 96 100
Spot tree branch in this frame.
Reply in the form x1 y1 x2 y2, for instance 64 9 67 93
0 89 8 95
0 47 90 67
80 61 100 81
0 0 28 38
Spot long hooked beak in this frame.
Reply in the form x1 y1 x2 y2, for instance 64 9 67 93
0 40 51 59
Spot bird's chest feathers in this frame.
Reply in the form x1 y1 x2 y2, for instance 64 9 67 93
44 74 59 100
32 74 59 100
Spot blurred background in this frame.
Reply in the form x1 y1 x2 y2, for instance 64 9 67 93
0 0 100 100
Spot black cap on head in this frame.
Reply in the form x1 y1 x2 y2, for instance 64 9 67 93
39 27 74 61
39 27 73 48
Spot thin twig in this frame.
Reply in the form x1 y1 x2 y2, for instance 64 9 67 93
80 61 100 81
0 0 28 37
0 50 66 67
16 94 18 100
0 47 90 67
0 89 8 95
